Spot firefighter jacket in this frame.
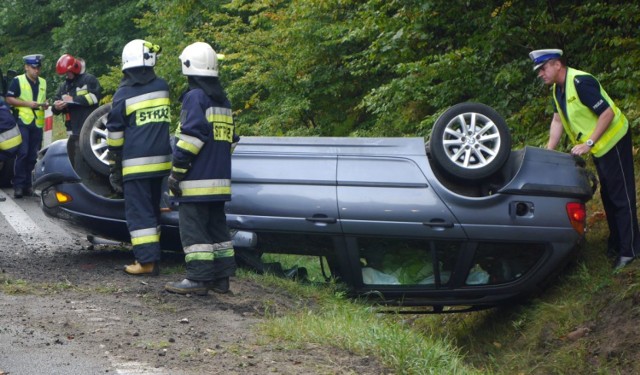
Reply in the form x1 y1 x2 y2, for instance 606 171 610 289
13 74 47 127
171 88 234 203
52 73 102 135
0 101 22 156
106 77 171 181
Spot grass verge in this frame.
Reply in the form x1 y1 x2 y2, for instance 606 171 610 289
241 267 483 375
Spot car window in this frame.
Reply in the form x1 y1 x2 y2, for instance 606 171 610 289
356 237 463 287
464 242 546 286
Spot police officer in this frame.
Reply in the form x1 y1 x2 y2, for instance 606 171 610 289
530 48 640 271
106 40 172 276
0 98 22 201
165 42 237 295
52 54 102 173
5 54 48 199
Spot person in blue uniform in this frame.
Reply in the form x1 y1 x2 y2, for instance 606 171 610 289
5 54 48 199
106 40 172 276
0 98 22 201
530 48 639 271
165 42 238 295
52 54 102 173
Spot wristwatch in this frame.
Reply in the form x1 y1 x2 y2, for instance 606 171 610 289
586 139 594 148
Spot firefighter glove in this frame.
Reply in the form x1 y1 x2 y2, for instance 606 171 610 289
107 150 124 194
168 173 183 197
109 168 123 194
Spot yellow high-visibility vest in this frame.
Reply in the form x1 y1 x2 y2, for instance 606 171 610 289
552 68 627 157
15 74 47 127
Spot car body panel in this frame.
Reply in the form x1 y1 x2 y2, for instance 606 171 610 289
34 135 594 308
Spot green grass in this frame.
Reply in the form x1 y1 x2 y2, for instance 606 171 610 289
242 267 483 374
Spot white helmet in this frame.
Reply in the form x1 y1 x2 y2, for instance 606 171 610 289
179 42 219 77
121 39 161 71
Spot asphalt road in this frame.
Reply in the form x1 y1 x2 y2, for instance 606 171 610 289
0 189 170 375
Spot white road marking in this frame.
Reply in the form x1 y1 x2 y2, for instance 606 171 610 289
0 189 72 247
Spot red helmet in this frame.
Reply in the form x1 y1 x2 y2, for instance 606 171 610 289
56 54 81 75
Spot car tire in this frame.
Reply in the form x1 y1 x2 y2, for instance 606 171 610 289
79 103 112 176
429 102 511 181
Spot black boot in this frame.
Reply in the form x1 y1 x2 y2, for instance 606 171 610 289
13 187 23 199
207 277 230 294
165 279 209 296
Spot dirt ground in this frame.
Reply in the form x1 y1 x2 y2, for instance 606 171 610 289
0 233 389 375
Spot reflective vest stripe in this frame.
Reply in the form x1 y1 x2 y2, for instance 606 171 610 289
214 248 235 258
125 91 170 115
84 93 98 105
184 244 214 253
107 130 124 147
176 133 204 155
123 161 172 175
76 85 98 105
184 241 234 262
130 227 160 246
122 155 171 176
180 186 231 197
174 179 231 197
0 125 22 150
205 107 233 123
172 166 188 174
16 75 46 127
186 252 215 262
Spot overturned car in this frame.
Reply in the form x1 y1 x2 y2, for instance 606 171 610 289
33 102 595 309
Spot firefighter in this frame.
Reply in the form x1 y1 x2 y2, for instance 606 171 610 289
5 54 48 199
52 54 102 171
165 42 237 295
0 98 22 202
106 40 172 276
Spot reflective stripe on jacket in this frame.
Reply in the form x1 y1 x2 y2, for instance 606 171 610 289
106 77 172 181
171 88 234 202
553 68 628 157
52 73 102 135
16 74 47 127
0 105 22 152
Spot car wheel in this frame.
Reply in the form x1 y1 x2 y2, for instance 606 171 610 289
79 103 111 176
429 102 511 181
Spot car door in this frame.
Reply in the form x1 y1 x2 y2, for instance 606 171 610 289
227 151 340 235
337 155 466 239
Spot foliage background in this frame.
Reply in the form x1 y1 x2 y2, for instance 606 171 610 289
2 2 640 373
2 0 639 147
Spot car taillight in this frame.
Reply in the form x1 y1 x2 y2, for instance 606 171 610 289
566 202 586 235
55 191 73 204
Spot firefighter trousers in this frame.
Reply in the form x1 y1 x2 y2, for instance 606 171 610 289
124 177 164 263
179 201 236 281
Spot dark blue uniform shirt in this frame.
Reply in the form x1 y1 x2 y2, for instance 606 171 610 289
553 74 610 117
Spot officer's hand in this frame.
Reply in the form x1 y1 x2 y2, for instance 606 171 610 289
168 175 182 197
109 170 123 194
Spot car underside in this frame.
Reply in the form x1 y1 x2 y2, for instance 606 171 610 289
32 102 596 309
